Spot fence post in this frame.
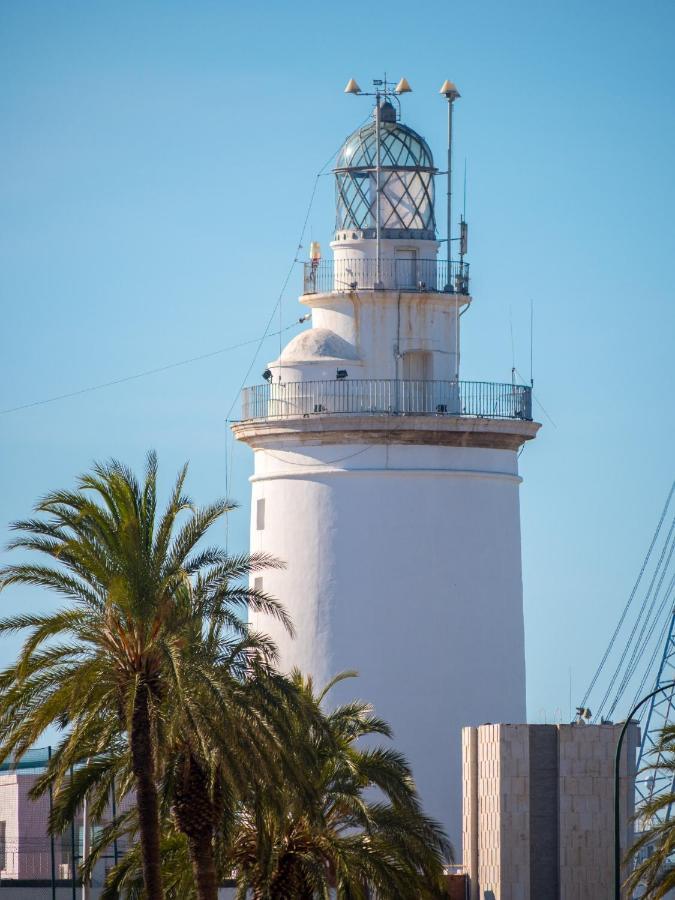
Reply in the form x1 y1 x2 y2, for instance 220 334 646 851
48 746 56 900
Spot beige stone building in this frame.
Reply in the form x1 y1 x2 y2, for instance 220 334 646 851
462 722 639 900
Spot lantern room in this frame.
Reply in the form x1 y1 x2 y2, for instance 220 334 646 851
334 99 436 241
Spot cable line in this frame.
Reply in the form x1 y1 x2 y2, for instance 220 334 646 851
0 323 302 416
581 482 675 709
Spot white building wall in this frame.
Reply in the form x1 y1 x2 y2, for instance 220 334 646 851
274 287 465 385
248 441 528 843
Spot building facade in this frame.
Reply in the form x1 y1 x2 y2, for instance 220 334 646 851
233 85 540 841
462 722 639 899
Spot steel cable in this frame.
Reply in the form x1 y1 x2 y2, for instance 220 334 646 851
594 513 675 721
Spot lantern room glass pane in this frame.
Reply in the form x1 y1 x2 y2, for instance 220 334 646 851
334 119 436 238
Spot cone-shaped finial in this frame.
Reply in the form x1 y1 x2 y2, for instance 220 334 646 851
394 77 412 94
344 78 361 94
439 80 460 99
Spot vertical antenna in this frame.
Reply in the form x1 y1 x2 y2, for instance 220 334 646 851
530 299 534 387
463 158 467 220
509 306 516 385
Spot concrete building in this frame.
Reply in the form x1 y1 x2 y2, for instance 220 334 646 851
232 81 540 843
462 722 640 900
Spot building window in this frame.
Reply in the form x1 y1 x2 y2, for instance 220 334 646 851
254 577 263 593
256 498 265 531
0 821 5 870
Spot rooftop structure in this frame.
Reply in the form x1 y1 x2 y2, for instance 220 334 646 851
462 722 640 900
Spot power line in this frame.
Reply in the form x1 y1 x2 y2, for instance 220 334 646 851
0 323 301 416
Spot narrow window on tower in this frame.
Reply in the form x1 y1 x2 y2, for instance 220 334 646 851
254 577 263 593
256 498 265 530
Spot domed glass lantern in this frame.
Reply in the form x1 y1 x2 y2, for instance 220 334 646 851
334 100 436 240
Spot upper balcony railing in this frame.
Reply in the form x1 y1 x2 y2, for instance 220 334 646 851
303 258 469 296
240 379 532 423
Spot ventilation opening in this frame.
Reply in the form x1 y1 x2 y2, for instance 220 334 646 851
256 498 265 531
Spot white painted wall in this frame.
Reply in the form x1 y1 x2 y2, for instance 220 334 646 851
273 284 467 386
248 440 527 844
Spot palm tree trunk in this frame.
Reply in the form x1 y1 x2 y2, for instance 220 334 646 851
130 687 164 900
173 754 218 900
188 836 218 900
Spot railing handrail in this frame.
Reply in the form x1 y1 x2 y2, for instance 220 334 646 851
303 257 470 295
239 378 532 423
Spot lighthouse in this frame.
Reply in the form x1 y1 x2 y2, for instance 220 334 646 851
232 78 540 843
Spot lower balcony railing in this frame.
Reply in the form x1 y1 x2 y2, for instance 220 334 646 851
240 380 532 422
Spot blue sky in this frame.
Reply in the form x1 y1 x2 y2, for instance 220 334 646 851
1 0 674 732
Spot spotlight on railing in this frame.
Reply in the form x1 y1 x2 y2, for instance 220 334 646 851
336 369 348 380
262 369 272 383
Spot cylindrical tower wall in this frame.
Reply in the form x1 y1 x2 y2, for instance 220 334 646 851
247 440 527 843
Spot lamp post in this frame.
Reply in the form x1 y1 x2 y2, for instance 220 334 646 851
439 80 460 289
614 681 675 900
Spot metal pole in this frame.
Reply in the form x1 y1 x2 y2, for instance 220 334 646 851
613 681 675 900
111 778 119 867
48 746 56 900
81 786 90 900
375 91 382 288
70 766 76 900
446 96 453 283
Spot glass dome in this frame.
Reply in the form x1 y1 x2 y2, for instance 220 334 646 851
334 103 436 240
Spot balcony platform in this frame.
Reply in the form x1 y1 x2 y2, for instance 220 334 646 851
232 380 540 451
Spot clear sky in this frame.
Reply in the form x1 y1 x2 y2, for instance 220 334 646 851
1 0 674 731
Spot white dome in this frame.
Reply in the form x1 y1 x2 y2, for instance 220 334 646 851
280 327 358 363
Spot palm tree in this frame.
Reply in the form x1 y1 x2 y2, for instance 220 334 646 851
42 626 317 900
84 671 449 899
625 723 675 898
0 452 290 900
229 671 451 899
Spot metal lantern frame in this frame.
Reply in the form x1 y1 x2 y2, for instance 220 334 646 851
334 120 437 239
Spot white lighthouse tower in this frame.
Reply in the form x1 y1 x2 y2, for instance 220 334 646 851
232 78 540 843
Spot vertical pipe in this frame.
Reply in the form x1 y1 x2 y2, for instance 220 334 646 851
375 93 382 287
48 747 56 900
